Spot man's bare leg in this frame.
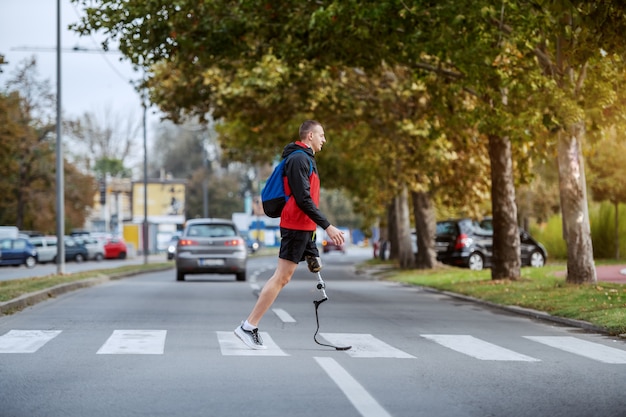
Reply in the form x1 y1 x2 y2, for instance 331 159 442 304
246 258 298 327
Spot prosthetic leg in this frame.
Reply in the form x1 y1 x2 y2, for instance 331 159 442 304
313 272 352 351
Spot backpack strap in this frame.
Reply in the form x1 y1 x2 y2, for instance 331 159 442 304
286 149 313 176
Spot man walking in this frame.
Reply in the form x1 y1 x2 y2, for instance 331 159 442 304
234 120 345 349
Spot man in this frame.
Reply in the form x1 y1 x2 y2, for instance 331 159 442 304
234 120 345 349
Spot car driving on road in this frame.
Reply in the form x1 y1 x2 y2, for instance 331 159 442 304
175 218 247 282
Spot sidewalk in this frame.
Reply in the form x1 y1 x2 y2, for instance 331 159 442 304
594 265 626 284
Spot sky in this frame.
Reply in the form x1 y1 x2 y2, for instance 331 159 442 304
0 0 157 125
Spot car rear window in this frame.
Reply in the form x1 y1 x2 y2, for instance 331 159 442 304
436 222 458 236
187 224 237 238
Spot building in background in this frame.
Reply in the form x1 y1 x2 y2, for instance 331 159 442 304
130 180 187 253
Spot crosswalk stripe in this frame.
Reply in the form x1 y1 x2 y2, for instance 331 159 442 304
216 331 289 356
96 330 167 355
315 357 392 417
272 308 296 323
0 330 62 353
320 333 416 358
524 336 626 364
421 334 541 362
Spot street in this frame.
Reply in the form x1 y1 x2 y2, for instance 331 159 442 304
0 254 163 282
1 247 625 417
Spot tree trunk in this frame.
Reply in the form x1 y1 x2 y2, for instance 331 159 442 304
411 190 437 269
395 186 415 269
614 201 620 260
487 134 521 280
387 201 397 261
556 123 597 284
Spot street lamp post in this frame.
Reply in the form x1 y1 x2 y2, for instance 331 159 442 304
55 0 65 274
142 94 148 265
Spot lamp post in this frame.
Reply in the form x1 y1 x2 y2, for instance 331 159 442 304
142 92 148 265
55 0 65 274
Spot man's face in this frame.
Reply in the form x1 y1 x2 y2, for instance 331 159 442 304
309 125 326 153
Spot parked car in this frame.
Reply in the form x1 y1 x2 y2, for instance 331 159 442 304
58 237 89 263
28 235 58 264
104 237 128 259
166 234 180 260
322 238 345 254
175 218 247 282
0 238 38 268
435 218 547 271
73 236 105 261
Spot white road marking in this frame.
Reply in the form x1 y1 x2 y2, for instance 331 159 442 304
96 330 167 354
421 334 540 361
250 283 260 291
320 333 415 358
525 336 626 364
0 330 62 353
217 331 288 356
272 308 296 323
315 357 392 417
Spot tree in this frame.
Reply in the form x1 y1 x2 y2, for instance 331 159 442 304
70 0 626 282
65 107 140 178
0 58 94 233
526 1 626 283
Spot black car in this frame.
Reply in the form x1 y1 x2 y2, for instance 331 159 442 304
435 218 547 271
53 237 89 263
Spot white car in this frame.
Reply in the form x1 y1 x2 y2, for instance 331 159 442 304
73 236 105 261
28 236 58 264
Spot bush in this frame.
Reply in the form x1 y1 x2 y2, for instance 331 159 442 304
530 201 626 261
529 216 567 261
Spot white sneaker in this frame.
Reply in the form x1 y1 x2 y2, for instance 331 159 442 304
234 323 267 350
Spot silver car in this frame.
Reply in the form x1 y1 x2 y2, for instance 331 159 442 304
175 218 247 282
28 236 58 264
73 236 105 261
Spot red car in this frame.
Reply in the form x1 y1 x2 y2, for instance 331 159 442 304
104 237 127 259
322 238 345 254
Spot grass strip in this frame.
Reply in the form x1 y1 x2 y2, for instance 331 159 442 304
387 263 626 336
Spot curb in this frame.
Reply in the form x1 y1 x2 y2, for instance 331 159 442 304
421 287 610 335
357 264 615 337
0 266 173 315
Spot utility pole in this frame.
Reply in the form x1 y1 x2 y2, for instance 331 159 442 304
55 0 65 274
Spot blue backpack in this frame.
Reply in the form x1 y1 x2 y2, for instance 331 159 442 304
261 150 313 218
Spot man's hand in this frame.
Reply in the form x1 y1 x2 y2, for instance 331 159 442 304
325 225 345 246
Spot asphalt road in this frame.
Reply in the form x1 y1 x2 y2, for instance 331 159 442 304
1 247 625 417
0 254 165 282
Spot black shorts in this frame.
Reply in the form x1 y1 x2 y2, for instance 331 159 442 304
278 228 320 264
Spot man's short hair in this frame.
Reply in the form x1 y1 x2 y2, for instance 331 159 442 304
299 120 322 140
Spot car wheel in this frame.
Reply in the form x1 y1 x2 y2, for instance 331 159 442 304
75 254 85 263
95 253 104 261
236 271 246 282
176 270 185 281
529 250 545 267
25 256 36 268
118 252 127 259
468 252 484 271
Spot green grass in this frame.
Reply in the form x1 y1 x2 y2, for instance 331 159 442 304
385 263 626 336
